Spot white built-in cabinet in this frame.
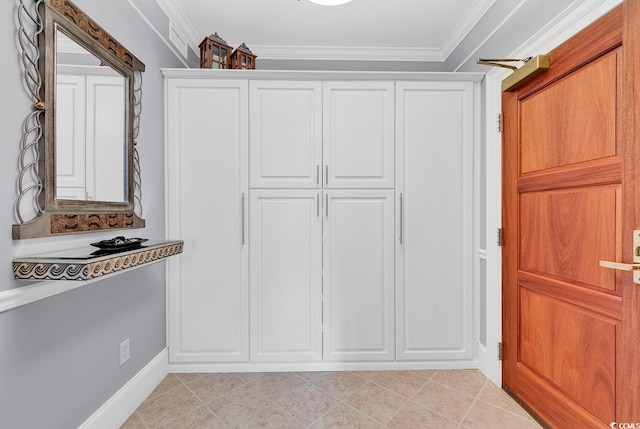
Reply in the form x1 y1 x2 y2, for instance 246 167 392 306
395 81 476 361
249 80 394 189
166 79 249 363
165 70 478 369
248 80 395 363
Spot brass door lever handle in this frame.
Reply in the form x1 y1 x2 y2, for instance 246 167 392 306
599 260 640 271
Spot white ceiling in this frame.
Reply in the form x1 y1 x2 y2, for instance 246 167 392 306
162 0 497 62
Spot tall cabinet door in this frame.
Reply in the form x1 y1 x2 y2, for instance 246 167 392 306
250 190 323 361
396 81 475 361
86 75 126 202
323 190 395 361
323 81 395 189
166 79 249 363
250 81 322 188
55 74 86 199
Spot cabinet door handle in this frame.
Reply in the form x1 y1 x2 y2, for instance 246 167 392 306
399 193 403 245
316 165 320 185
325 193 329 218
325 165 329 185
241 193 246 245
317 193 320 218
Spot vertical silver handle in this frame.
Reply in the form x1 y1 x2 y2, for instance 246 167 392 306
399 193 403 245
325 193 329 217
316 165 319 185
241 193 246 245
316 194 320 218
325 165 329 185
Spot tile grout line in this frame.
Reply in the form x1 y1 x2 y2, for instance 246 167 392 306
455 379 488 428
125 370 539 429
206 373 275 426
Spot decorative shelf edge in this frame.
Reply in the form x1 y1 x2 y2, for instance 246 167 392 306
13 240 183 281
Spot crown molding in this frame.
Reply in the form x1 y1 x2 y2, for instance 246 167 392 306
154 0 201 57
440 0 497 59
250 45 446 62
453 0 622 71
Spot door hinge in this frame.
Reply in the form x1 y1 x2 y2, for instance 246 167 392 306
496 113 502 133
498 342 503 361
497 228 503 247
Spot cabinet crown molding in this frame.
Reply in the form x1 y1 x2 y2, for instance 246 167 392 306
160 68 484 82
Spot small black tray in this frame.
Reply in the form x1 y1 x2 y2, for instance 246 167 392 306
90 236 148 250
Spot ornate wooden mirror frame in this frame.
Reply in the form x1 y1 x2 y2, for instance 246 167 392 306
14 0 146 239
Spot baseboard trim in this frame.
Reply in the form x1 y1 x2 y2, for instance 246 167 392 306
169 359 480 373
78 348 169 429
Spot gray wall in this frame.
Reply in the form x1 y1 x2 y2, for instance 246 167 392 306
0 1 185 428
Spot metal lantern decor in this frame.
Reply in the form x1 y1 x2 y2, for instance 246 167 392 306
199 32 232 69
230 42 257 70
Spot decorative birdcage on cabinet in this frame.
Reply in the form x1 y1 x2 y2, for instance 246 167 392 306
230 43 256 70
199 32 232 69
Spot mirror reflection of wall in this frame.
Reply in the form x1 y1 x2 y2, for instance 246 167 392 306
55 29 127 203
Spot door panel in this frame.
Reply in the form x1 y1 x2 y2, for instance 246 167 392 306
520 52 617 174
519 288 616 423
323 82 395 189
166 79 248 363
55 74 86 194
519 187 619 291
503 5 640 426
249 81 322 188
395 81 475 360
249 190 322 361
323 190 395 361
87 75 126 202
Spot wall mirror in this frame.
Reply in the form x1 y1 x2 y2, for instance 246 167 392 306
14 0 146 239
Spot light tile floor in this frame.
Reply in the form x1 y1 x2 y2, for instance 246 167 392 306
121 370 542 429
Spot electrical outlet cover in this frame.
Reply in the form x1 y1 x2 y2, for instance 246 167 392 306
120 338 130 366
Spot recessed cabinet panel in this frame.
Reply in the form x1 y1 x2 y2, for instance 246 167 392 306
396 82 475 361
250 190 323 361
86 75 126 202
323 82 395 189
323 190 395 361
250 81 322 188
166 79 249 363
55 74 86 198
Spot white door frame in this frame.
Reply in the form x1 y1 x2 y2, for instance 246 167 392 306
480 0 623 386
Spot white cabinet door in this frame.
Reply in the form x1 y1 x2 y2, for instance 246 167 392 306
323 82 395 189
323 190 395 361
86 75 126 202
396 81 475 361
55 74 86 198
250 190 323 361
250 81 322 188
166 79 249 363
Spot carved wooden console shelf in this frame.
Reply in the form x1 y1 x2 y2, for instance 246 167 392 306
13 240 183 281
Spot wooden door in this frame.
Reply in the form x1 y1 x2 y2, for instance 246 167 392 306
395 81 475 361
502 4 640 426
166 79 249 363
323 190 395 361
249 190 323 362
323 81 395 189
249 80 322 188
